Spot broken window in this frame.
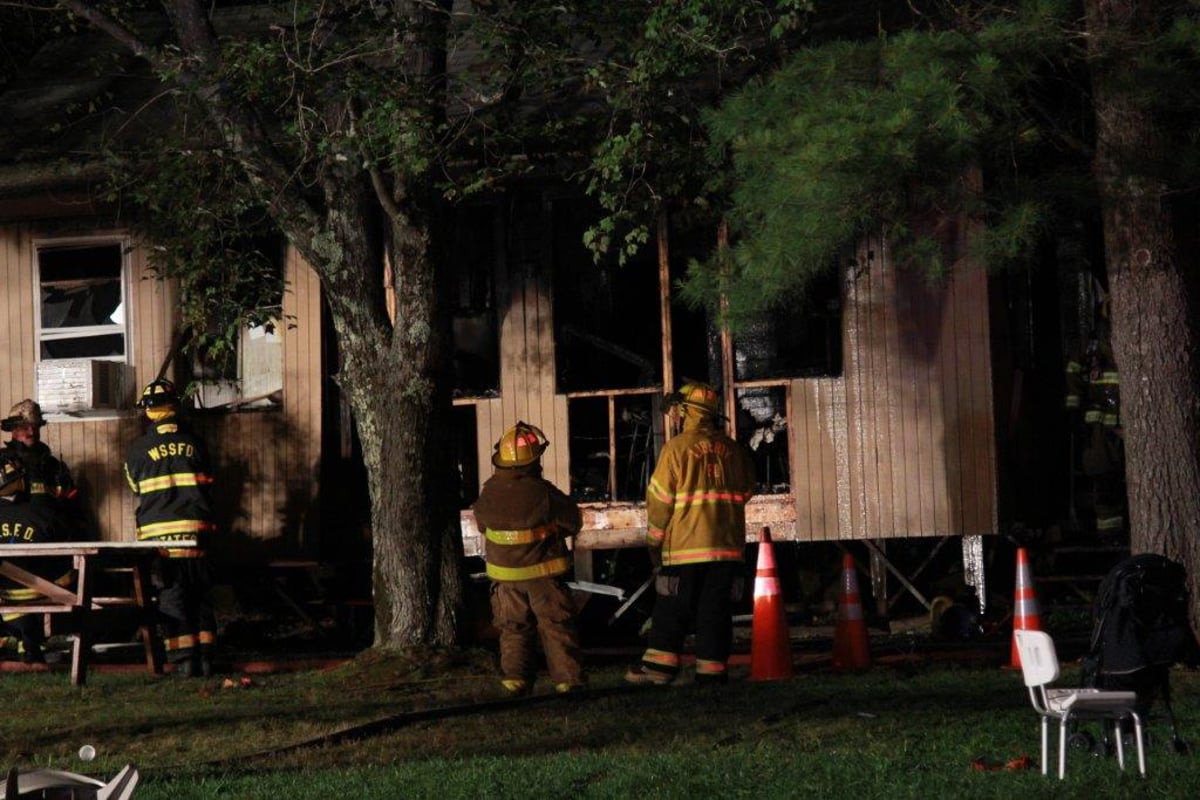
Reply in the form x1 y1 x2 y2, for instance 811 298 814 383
449 204 500 397
191 238 285 411
736 385 791 494
37 241 127 360
35 240 133 413
191 320 284 410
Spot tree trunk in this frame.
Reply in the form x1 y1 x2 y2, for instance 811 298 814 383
1086 0 1200 622
304 179 463 649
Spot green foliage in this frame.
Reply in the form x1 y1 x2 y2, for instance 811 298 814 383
444 1 809 265
571 1 810 265
103 141 284 366
692 1 1083 324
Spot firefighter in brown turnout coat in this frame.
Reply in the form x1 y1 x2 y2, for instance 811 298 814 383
626 382 756 686
472 422 584 695
123 379 218 677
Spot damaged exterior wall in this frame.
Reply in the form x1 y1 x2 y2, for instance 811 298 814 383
458 219 998 554
792 232 997 541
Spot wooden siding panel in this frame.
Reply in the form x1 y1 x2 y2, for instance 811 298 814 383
792 380 841 542
789 380 815 540
0 225 36 408
870 241 900 538
964 268 997 534
819 378 847 541
938 272 965 534
952 270 979 535
912 283 937 535
926 277 951 534
893 262 920 536
549 394 570 491
475 398 504 493
841 262 866 541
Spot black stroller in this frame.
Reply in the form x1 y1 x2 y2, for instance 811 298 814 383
1080 553 1200 754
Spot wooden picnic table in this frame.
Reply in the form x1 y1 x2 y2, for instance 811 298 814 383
0 540 196 686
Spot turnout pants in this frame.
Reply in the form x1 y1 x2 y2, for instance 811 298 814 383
491 577 582 686
156 556 217 666
639 561 740 680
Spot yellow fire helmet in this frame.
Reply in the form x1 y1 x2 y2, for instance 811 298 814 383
492 421 549 468
0 452 27 499
138 378 179 409
666 381 721 417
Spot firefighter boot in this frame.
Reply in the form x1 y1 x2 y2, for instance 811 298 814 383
624 663 675 686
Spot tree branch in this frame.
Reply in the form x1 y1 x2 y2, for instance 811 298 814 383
56 0 158 64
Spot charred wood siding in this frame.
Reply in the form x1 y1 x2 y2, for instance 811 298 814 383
460 222 997 551
0 225 323 551
468 194 569 492
792 234 997 541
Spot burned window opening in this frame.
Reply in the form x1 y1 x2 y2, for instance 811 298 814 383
567 394 658 502
552 198 661 393
736 385 790 495
448 204 500 398
734 268 842 381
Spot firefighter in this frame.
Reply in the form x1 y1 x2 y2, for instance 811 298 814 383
123 378 218 677
471 421 584 696
1 399 77 510
0 451 74 663
626 381 757 686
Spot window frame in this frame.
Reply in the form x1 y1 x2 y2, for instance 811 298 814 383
33 236 132 365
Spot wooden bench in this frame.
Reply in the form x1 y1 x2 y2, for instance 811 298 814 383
0 540 195 686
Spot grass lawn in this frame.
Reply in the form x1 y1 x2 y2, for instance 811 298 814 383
2 645 1198 799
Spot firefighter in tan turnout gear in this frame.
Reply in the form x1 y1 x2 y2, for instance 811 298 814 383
472 422 584 696
626 382 756 686
123 379 218 677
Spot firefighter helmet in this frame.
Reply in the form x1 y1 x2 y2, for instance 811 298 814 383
0 452 27 499
138 378 179 408
492 421 549 468
1 399 46 432
665 381 720 418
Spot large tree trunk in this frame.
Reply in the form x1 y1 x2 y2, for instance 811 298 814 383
311 177 464 649
1086 0 1200 622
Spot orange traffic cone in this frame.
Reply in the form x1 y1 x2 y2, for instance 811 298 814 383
832 553 871 671
750 527 793 681
1010 547 1042 668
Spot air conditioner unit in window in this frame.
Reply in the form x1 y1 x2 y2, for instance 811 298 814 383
37 359 134 413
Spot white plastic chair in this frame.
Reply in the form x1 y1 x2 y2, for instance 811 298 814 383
1014 629 1146 779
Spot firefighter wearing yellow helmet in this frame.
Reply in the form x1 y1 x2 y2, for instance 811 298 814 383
123 378 218 677
1 398 77 509
626 381 757 686
471 421 584 695
0 451 75 663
